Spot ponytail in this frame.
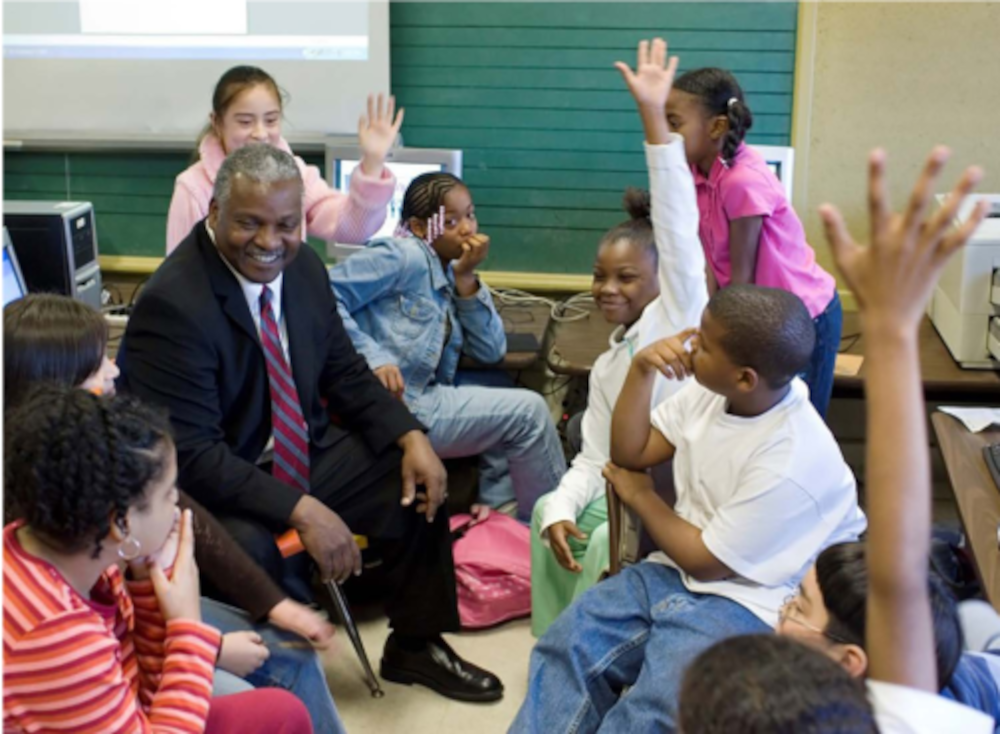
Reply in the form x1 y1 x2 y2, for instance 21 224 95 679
675 68 754 165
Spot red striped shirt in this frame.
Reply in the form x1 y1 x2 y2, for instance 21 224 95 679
3 522 221 733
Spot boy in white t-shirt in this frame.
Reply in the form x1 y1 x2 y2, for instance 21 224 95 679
512 285 866 730
676 145 995 734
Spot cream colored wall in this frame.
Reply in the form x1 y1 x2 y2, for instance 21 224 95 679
794 1 1000 302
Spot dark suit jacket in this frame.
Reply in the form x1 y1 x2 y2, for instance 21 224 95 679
119 221 423 525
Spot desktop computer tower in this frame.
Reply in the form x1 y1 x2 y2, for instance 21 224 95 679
3 201 102 310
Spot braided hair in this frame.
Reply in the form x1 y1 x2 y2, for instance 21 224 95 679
5 385 173 559
674 67 754 164
599 188 657 263
399 172 466 232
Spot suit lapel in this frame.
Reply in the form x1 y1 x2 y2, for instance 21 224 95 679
198 225 261 346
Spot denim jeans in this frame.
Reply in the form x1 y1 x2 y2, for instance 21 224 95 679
413 383 567 523
511 563 769 734
802 291 843 419
201 598 347 734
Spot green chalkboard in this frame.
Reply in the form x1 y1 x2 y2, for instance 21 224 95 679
3 1 797 273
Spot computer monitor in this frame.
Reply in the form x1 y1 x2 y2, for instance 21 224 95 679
750 145 795 201
325 145 463 259
3 227 28 307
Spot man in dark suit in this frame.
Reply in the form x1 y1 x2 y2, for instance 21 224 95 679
119 144 502 702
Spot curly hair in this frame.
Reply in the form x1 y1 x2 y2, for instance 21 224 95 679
4 294 107 411
673 67 754 164
5 385 173 559
680 634 877 734
399 172 466 227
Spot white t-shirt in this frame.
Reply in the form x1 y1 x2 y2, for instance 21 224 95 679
868 680 994 733
648 379 867 626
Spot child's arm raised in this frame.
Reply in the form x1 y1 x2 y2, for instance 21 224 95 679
820 147 987 692
616 38 709 333
610 330 693 469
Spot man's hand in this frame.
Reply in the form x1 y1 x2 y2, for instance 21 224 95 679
547 520 587 573
373 364 405 400
217 631 270 678
603 462 655 508
290 495 362 584
398 430 447 522
267 598 336 650
633 329 698 381
819 147 988 334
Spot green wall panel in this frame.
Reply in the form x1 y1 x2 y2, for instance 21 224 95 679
3 1 797 273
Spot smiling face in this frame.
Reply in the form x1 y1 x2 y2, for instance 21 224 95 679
209 174 303 284
591 238 659 327
666 89 727 173
212 83 283 154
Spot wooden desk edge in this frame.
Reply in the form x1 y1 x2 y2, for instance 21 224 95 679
931 412 1000 613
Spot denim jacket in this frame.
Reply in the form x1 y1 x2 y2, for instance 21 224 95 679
330 236 506 405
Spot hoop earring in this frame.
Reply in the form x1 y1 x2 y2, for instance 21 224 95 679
117 535 142 561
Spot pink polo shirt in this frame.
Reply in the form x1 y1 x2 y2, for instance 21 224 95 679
693 143 835 318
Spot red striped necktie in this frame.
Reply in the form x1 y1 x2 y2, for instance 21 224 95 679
260 286 310 492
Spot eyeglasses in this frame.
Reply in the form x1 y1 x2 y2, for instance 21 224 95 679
778 594 854 646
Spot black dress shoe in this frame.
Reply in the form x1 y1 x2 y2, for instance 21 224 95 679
380 634 504 703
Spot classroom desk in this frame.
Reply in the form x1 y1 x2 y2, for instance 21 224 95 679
932 413 1000 613
835 313 1000 399
546 304 1000 399
109 302 552 372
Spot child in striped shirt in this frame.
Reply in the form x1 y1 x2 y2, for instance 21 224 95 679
3 386 312 734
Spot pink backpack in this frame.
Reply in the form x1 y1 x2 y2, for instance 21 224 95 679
449 512 531 629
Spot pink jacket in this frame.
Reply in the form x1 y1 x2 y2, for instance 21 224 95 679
166 134 395 254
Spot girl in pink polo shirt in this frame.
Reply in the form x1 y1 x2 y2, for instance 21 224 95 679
666 67 841 418
167 66 402 254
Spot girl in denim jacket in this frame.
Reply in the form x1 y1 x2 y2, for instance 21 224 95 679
330 173 566 522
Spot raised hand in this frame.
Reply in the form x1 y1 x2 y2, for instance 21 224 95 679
819 147 987 333
614 38 679 111
632 328 698 381
358 93 404 176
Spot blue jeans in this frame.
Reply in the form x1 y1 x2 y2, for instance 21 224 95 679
201 598 346 734
413 383 567 523
511 563 769 733
802 291 842 419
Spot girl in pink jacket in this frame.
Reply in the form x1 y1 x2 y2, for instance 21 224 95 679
167 66 402 253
